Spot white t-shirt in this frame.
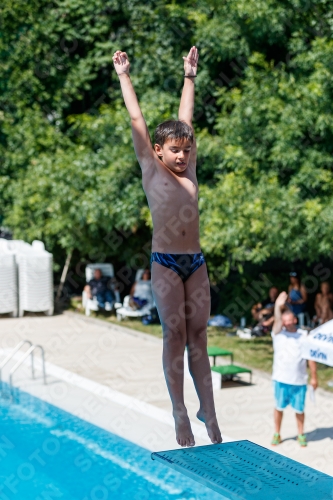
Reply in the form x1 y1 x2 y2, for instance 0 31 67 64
134 280 153 304
272 328 308 386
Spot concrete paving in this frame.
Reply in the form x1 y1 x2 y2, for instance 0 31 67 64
0 312 332 476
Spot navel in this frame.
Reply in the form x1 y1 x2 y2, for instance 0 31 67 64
182 230 186 236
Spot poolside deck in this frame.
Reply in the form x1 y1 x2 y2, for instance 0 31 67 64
0 312 332 475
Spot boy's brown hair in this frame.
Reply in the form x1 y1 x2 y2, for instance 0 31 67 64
153 120 193 147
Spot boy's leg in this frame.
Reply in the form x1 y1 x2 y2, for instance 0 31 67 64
151 261 195 447
274 409 283 434
184 264 222 444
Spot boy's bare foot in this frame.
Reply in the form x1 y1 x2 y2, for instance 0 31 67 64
197 408 222 444
173 411 195 447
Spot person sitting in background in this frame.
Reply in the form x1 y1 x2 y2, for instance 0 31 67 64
129 269 152 310
84 268 115 311
314 281 333 325
271 291 317 448
287 272 307 317
251 286 279 334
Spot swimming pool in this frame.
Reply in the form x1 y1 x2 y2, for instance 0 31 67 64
0 386 221 499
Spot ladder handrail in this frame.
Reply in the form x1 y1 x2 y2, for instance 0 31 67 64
9 344 46 390
0 340 33 383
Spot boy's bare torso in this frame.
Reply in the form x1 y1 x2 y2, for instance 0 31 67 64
142 158 200 254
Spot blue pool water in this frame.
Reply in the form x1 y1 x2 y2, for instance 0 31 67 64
0 387 221 499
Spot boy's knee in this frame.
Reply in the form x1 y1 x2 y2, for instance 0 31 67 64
163 326 185 345
187 326 206 343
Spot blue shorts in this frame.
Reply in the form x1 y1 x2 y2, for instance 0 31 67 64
273 381 307 414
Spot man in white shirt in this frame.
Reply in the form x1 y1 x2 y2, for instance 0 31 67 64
271 291 318 447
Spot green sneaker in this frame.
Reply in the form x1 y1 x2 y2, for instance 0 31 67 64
271 433 281 445
297 434 307 447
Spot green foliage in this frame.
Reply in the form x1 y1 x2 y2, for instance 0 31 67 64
1 0 333 276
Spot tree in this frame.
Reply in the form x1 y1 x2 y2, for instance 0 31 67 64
1 0 333 280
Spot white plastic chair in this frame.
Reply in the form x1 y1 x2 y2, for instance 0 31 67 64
116 269 154 321
0 238 54 317
0 252 18 317
16 248 54 317
82 263 121 316
32 240 45 252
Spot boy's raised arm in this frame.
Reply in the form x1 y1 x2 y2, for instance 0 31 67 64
178 46 198 126
179 46 198 165
113 51 154 168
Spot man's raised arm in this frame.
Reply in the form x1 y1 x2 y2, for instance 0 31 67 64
113 51 154 168
272 291 288 335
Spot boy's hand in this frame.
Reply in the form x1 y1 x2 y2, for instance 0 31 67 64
183 46 199 77
113 50 130 76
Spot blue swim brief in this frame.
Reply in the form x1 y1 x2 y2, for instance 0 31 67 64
273 381 307 414
150 252 205 283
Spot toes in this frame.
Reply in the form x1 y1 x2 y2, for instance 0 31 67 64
212 434 222 444
188 437 193 447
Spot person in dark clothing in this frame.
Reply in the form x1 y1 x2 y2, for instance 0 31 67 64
250 286 279 335
251 286 279 323
84 269 115 311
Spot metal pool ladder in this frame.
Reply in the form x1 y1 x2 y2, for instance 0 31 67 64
0 339 47 395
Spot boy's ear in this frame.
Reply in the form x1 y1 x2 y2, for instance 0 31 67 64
154 143 163 158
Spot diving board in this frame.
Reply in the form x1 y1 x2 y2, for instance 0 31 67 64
151 440 333 499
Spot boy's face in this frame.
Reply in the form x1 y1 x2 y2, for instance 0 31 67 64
155 139 192 173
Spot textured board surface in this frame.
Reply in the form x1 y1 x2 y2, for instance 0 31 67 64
151 440 333 499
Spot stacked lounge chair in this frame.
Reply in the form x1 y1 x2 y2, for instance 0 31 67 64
0 240 17 317
0 239 53 317
16 240 53 317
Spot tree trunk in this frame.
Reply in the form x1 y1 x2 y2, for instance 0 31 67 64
55 249 73 303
